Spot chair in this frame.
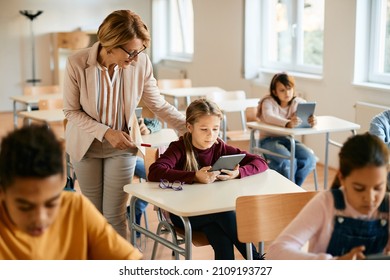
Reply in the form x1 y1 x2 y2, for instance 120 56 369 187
23 84 61 110
236 191 318 259
23 84 61 96
143 147 209 260
38 98 63 110
157 78 192 90
205 90 254 142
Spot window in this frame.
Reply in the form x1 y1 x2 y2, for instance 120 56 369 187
355 0 390 88
152 0 194 63
368 0 390 85
244 0 324 79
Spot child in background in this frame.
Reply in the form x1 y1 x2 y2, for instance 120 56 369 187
0 125 142 260
256 72 317 186
148 98 268 260
267 133 389 260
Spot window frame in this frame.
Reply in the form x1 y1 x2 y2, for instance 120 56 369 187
368 0 390 85
152 0 194 64
244 0 324 79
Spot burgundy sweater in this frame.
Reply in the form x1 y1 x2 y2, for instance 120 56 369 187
148 137 268 183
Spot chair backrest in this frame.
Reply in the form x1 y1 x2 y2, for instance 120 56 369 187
236 191 318 243
23 85 61 96
38 98 64 110
157 79 192 89
144 147 159 180
205 90 246 103
245 106 258 122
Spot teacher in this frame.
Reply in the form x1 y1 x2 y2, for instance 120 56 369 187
63 10 186 238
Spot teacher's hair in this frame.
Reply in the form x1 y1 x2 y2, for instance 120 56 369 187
97 10 151 51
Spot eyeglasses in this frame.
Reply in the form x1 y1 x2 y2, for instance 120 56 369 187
159 179 184 191
119 45 146 59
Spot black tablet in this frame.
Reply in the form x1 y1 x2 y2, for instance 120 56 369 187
209 154 246 171
295 102 316 128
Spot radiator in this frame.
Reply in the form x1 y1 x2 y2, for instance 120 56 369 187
354 101 390 133
155 65 187 79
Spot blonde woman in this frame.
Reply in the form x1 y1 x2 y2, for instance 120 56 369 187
63 10 186 238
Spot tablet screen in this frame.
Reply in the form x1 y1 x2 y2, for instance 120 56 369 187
210 154 246 171
135 107 143 120
295 102 316 128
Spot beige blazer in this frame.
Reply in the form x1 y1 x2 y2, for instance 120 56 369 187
63 42 186 162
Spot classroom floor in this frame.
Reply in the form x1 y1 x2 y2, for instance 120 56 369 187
0 111 336 260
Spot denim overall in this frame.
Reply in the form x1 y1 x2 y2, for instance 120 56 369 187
326 189 389 256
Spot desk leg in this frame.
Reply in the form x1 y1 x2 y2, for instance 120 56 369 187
288 136 296 183
13 101 17 129
324 133 330 190
129 196 137 246
222 113 227 142
174 97 179 109
180 216 193 260
249 129 257 154
26 104 32 126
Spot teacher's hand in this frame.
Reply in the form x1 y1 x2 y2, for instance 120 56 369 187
104 128 136 150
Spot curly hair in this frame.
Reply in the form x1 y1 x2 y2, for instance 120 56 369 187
0 124 63 190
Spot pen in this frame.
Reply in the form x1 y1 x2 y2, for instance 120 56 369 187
139 143 152 147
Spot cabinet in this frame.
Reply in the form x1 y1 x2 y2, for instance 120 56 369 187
51 31 97 87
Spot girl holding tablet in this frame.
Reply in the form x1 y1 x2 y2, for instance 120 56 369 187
256 72 317 186
148 98 268 260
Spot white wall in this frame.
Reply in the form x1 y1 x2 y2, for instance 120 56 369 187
157 0 390 169
0 0 150 111
1 0 389 169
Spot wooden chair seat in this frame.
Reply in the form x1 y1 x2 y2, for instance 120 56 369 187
226 130 251 141
236 191 318 259
173 226 209 247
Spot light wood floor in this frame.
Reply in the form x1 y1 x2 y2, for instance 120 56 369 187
0 111 336 260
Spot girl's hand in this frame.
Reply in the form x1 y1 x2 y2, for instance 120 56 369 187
104 128 135 150
195 167 220 184
308 115 317 127
336 246 366 260
216 165 240 181
286 114 301 128
139 118 151 135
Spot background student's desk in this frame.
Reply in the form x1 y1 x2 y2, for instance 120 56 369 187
124 169 303 260
247 116 360 189
160 86 225 109
141 128 178 148
18 109 65 126
218 98 259 142
10 93 63 128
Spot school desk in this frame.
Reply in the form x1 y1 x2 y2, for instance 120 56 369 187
124 169 303 260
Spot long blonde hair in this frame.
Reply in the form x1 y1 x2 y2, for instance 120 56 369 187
183 98 223 171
